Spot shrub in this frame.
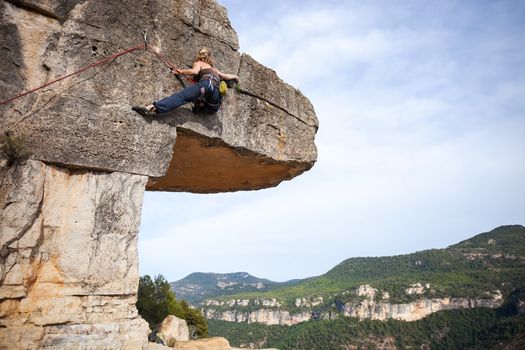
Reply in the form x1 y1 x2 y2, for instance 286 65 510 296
137 274 208 338
0 132 30 166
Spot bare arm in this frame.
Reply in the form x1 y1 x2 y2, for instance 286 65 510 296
175 62 239 82
215 69 239 82
175 61 203 76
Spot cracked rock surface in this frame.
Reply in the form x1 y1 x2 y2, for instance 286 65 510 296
0 161 150 349
0 0 318 192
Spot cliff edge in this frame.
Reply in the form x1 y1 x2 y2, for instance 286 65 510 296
0 0 318 349
0 0 317 193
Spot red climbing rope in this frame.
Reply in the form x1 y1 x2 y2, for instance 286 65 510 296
146 46 175 71
146 46 195 86
0 43 146 106
0 43 194 106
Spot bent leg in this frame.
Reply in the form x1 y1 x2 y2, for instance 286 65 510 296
154 83 204 114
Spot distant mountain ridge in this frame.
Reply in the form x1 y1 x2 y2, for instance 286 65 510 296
172 225 525 326
196 225 525 349
170 272 304 304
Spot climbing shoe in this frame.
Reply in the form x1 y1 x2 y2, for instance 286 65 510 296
132 106 156 119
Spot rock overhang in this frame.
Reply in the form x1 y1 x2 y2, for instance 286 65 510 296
0 0 318 193
0 1 318 347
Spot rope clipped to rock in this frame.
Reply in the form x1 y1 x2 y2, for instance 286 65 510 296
0 34 193 107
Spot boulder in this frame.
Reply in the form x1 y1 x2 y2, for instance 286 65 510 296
153 315 190 346
172 337 231 350
148 343 172 350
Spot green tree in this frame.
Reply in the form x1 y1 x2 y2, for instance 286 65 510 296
178 299 209 339
136 274 208 338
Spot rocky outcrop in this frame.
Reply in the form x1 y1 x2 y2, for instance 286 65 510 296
147 337 230 350
147 337 278 350
0 0 317 193
152 315 190 346
0 0 318 348
172 337 231 350
202 286 504 325
203 297 282 308
217 281 265 290
355 284 378 299
294 296 323 307
0 160 150 348
405 282 430 295
204 308 312 326
203 296 503 325
340 297 503 321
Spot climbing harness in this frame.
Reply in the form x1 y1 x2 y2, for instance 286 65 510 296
201 72 220 95
189 68 223 114
192 96 221 114
0 34 194 107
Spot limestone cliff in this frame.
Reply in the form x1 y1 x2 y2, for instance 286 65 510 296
0 161 150 348
0 0 318 349
201 285 504 326
202 296 504 325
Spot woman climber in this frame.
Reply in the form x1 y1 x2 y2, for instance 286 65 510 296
132 47 239 118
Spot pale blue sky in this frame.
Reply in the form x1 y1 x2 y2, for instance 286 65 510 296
139 0 525 282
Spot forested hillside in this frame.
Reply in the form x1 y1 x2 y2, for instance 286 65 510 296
200 225 525 310
177 226 525 348
209 298 525 349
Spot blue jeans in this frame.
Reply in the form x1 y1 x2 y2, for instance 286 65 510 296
153 79 221 114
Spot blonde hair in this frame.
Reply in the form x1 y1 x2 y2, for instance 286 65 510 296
195 47 214 66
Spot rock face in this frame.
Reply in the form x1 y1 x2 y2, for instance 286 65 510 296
201 285 504 325
0 160 150 348
147 337 233 350
205 308 313 326
0 0 318 349
203 296 503 325
172 337 231 350
0 0 318 193
340 297 503 322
